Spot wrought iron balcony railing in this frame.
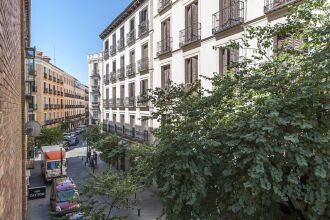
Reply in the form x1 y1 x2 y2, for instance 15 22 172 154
117 38 125 51
158 0 172 13
91 85 100 92
138 57 149 72
264 0 297 13
137 95 149 107
90 69 100 78
116 98 124 107
110 72 117 82
157 37 173 56
117 68 125 80
126 63 136 77
103 74 110 85
126 29 136 45
104 49 109 60
125 97 136 107
103 99 110 108
212 1 244 34
110 45 117 56
179 22 201 47
109 98 116 107
138 20 149 37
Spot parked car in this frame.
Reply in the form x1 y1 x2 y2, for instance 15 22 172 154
63 141 69 151
50 177 80 215
68 136 79 146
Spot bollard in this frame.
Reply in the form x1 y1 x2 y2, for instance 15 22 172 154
138 208 141 217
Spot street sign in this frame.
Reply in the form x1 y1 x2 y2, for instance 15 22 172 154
28 186 46 200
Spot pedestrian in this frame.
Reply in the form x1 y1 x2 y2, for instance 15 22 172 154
87 150 91 162
93 151 98 168
90 157 95 173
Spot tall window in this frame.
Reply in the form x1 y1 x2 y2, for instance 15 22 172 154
161 18 171 51
185 56 198 84
130 18 135 31
113 114 116 122
161 65 171 89
140 79 148 95
219 0 240 27
185 2 198 41
140 7 148 24
128 82 135 98
106 88 109 100
130 50 135 65
94 63 98 74
130 115 135 126
219 47 239 75
112 87 116 100
142 43 148 59
106 63 109 75
120 85 125 99
120 56 125 69
104 40 109 51
112 34 116 47
112 60 116 72
120 114 125 124
120 26 125 41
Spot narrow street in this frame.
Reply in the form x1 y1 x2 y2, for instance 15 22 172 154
27 137 163 220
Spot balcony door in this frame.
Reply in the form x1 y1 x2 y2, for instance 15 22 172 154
130 50 135 65
219 0 240 28
161 18 171 51
142 43 148 59
112 87 116 100
129 82 135 98
120 56 125 70
185 2 198 41
120 85 125 100
140 79 148 95
161 65 171 89
106 88 109 100
185 56 198 84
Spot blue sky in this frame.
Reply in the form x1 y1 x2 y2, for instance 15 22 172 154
31 0 132 85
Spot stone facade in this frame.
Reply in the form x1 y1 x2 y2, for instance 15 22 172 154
0 0 26 219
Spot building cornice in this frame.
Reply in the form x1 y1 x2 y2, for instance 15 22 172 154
99 0 146 40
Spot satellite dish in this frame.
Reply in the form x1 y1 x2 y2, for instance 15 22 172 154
25 120 41 137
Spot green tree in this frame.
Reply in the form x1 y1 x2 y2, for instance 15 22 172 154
94 134 122 163
82 125 102 145
146 0 330 219
36 127 64 146
82 171 141 220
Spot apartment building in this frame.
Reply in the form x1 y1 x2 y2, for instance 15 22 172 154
33 51 87 130
99 0 154 143
87 53 103 125
94 0 301 142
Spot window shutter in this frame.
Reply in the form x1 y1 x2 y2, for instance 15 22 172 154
161 69 165 89
223 49 228 75
192 57 198 82
192 3 198 40
185 59 192 84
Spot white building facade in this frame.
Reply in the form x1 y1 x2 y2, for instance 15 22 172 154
88 53 103 125
94 0 300 142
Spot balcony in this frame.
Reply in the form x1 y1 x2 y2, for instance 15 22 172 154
117 38 125 51
124 125 135 139
126 63 136 77
103 99 110 109
126 29 136 45
116 98 124 107
57 78 60 83
90 70 100 78
49 88 53 94
125 97 136 107
110 45 117 56
137 95 149 107
44 72 47 79
28 103 37 111
158 0 172 13
135 126 150 143
117 68 125 80
49 75 53 81
157 37 173 56
138 20 149 38
179 23 201 47
103 74 110 85
91 85 100 92
91 102 100 109
53 77 56 82
138 57 149 72
104 49 109 60
212 1 244 34
53 90 57 95
109 99 116 108
110 72 117 82
44 87 48 93
264 0 297 13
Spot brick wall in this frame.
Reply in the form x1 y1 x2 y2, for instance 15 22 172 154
0 0 25 219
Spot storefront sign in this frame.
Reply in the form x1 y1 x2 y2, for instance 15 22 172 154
28 186 46 200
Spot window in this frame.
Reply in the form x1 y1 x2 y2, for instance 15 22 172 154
120 26 125 40
113 114 116 122
141 116 148 128
29 114 35 121
112 87 116 100
185 56 198 84
130 50 135 65
104 40 109 51
120 56 125 69
129 82 135 98
140 7 148 24
142 43 148 58
185 2 199 40
130 115 135 126
161 18 171 50
274 35 303 52
44 113 47 121
106 88 109 100
140 79 148 95
112 34 116 47
94 79 98 85
130 18 135 31
120 85 125 98
120 114 125 124
112 60 116 72
161 65 171 89
106 113 109 120
219 47 239 75
106 64 109 74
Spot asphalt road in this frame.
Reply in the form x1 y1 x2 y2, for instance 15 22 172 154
27 137 164 220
